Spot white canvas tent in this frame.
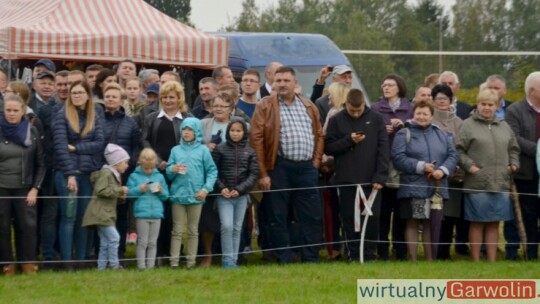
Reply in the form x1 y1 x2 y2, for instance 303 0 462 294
0 0 228 68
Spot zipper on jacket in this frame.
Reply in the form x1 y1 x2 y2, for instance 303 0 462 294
234 143 238 187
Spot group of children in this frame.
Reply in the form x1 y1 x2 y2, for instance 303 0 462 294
83 117 258 270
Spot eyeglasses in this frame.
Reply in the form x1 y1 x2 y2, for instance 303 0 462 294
241 79 259 84
434 97 450 101
381 83 397 88
71 91 87 96
212 105 230 109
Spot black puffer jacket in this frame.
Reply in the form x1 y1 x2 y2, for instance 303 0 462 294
212 118 259 195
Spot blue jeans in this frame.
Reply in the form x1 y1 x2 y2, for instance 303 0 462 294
217 195 248 265
40 168 58 261
55 172 93 261
97 225 120 270
264 157 322 263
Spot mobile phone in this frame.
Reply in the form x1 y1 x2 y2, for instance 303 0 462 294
327 66 334 72
355 131 365 136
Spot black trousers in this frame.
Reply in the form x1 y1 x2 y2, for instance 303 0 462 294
0 187 37 262
338 185 381 261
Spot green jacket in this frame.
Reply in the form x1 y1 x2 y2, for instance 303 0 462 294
455 110 520 192
82 167 124 228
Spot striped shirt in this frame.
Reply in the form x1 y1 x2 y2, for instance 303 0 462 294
278 96 314 161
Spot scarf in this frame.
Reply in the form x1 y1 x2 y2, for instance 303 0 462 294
0 116 31 147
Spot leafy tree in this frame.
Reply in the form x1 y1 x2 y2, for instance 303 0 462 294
144 0 192 24
448 0 509 90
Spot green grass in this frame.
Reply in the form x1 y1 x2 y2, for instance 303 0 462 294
1 260 539 304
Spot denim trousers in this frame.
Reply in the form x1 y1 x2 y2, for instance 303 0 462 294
97 225 120 270
40 168 59 261
55 172 93 261
217 195 248 265
0 187 37 262
264 157 322 263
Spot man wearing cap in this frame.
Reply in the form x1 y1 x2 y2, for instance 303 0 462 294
311 65 353 124
33 59 56 81
191 78 218 119
135 83 160 128
29 71 56 113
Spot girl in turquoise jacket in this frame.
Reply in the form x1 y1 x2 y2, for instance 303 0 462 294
166 117 217 268
127 148 169 269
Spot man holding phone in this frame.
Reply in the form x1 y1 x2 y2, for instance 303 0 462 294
325 88 389 262
311 65 354 124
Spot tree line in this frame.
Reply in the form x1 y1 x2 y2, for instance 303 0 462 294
225 0 540 102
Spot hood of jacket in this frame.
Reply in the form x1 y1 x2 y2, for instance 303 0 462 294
225 117 249 146
180 117 203 147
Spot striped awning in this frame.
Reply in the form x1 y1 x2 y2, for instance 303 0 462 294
0 0 229 68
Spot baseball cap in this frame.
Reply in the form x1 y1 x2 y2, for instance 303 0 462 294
333 65 352 75
34 59 56 73
145 83 160 95
35 71 55 81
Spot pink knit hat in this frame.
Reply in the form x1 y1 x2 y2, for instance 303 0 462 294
104 143 130 166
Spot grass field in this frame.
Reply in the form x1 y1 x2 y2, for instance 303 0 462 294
1 258 539 304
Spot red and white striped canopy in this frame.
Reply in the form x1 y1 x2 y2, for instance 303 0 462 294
0 0 229 68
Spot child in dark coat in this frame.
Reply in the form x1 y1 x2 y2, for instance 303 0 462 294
212 118 259 268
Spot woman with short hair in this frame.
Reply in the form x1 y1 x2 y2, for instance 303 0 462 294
455 89 519 262
391 100 458 261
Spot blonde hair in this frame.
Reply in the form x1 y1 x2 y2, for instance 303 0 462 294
477 88 498 105
328 82 350 110
138 148 158 165
8 81 30 105
4 95 27 112
159 81 187 113
219 82 240 101
103 82 122 94
65 80 95 137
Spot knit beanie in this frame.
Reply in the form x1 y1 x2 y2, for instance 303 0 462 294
104 143 130 166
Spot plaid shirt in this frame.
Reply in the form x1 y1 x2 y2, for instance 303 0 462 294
278 96 314 161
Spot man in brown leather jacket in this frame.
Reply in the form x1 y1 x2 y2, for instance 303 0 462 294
250 66 324 263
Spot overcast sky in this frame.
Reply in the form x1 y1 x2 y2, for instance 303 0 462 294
191 0 456 32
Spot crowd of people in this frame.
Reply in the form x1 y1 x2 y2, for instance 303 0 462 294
0 57 539 275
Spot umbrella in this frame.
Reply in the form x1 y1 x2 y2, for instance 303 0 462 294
510 180 528 260
428 176 444 259
322 172 335 257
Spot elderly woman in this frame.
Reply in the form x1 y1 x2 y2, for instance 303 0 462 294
430 84 466 259
371 74 413 260
142 81 191 265
53 80 104 268
455 89 519 262
392 100 458 261
0 95 45 275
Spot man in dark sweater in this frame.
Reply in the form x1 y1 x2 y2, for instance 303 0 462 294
324 88 389 261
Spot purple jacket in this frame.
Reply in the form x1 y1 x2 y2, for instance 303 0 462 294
370 98 413 149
